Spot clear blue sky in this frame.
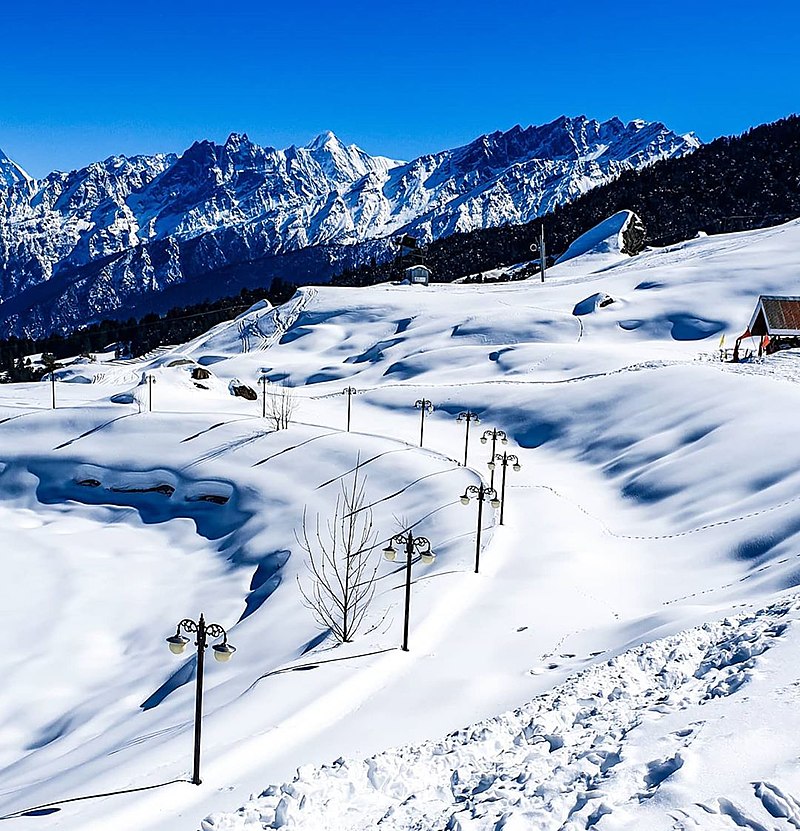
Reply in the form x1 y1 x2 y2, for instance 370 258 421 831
1 0 798 177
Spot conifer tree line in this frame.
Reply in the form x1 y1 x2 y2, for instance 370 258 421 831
0 279 297 381
331 115 800 286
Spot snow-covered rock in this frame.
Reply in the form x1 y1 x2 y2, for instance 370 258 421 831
555 209 646 271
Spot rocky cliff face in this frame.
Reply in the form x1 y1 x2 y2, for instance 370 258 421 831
0 117 699 336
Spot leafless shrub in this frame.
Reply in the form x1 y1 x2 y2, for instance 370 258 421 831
266 381 296 430
297 461 379 643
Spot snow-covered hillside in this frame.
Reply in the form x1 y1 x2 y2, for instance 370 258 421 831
0 117 698 337
1 219 800 830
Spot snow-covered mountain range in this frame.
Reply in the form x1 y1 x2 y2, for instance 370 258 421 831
0 117 698 336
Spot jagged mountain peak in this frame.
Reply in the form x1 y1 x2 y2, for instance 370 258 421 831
224 132 255 150
0 147 32 188
307 130 343 151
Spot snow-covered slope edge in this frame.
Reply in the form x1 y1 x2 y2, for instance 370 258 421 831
204 596 800 831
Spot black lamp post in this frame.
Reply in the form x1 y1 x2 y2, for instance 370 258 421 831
383 531 435 651
480 428 508 489
258 369 270 419
49 372 56 410
460 483 499 573
146 373 157 413
342 386 357 432
456 411 480 467
489 452 521 525
415 399 434 447
166 614 236 786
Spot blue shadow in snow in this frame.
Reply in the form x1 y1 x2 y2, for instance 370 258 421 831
346 338 403 365
515 420 561 449
669 313 724 341
25 714 73 750
307 369 347 385
301 629 331 654
239 549 290 621
141 655 196 711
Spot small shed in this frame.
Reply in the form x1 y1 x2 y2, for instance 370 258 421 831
734 295 800 359
404 264 431 286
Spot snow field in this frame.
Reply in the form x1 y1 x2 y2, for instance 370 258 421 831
203 596 800 830
1 219 800 828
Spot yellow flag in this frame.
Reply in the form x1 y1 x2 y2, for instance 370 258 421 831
719 334 726 348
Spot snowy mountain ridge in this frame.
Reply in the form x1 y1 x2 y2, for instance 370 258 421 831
0 116 699 337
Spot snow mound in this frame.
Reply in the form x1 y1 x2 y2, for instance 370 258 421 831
572 292 615 316
555 210 645 272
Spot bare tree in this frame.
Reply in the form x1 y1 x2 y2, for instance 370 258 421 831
297 461 380 643
265 381 296 430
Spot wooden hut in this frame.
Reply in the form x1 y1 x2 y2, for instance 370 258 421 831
404 264 431 286
734 295 800 360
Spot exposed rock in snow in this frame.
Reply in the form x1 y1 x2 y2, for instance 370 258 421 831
556 210 647 272
572 292 616 315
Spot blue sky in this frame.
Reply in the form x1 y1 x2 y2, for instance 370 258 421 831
1 0 798 177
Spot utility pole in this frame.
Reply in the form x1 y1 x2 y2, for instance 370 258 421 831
259 370 269 419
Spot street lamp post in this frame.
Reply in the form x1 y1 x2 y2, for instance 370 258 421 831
480 428 508 489
489 452 521 525
414 399 434 447
166 614 236 786
258 369 270 419
50 372 56 410
456 411 480 467
383 531 435 651
460 483 500 573
146 374 157 413
342 386 357 432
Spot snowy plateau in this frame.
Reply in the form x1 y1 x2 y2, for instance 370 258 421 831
0 117 698 337
4 215 800 831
